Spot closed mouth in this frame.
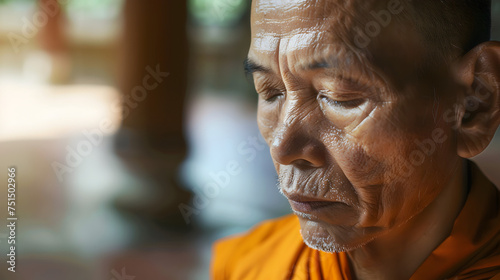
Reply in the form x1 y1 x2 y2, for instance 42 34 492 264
288 195 345 213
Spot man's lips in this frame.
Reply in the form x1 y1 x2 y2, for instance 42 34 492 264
287 195 344 213
289 200 337 213
285 194 356 224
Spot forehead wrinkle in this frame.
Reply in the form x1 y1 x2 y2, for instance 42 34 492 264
252 25 325 45
284 30 387 88
253 0 381 22
254 0 332 18
251 0 382 53
254 17 328 26
252 31 389 89
253 1 377 36
251 0 396 88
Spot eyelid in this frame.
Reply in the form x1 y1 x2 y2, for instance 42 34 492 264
318 89 366 100
318 94 366 109
254 76 285 91
317 89 368 109
319 65 379 88
258 88 285 102
319 74 372 92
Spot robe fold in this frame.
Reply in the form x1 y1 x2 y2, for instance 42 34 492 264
211 161 500 279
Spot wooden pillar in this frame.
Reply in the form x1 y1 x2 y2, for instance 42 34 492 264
114 0 191 227
118 0 187 152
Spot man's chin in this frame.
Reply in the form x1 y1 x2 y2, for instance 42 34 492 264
299 219 378 253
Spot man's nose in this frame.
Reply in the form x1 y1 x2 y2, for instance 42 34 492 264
270 103 326 168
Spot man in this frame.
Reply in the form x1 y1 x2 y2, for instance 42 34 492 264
212 0 500 279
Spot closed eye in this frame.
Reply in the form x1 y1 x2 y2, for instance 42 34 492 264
325 98 365 108
319 94 366 109
259 89 285 103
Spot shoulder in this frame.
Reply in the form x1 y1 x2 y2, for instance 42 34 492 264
211 214 303 279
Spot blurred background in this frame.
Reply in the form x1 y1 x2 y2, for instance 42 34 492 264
0 1 498 279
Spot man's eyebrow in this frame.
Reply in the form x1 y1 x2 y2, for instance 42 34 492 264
304 61 332 70
300 56 350 71
244 55 383 85
243 58 335 75
244 58 271 76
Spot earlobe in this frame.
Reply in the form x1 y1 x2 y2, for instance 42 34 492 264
454 41 500 158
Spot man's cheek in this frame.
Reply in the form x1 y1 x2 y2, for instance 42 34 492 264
257 117 275 145
348 107 412 161
334 141 386 186
329 118 397 185
321 127 381 186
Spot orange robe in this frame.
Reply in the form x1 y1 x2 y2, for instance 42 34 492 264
211 162 500 280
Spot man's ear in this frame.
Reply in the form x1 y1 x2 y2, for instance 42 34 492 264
453 41 500 158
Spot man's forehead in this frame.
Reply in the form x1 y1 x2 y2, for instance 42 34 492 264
251 0 383 32
249 0 426 90
250 0 389 58
250 0 385 72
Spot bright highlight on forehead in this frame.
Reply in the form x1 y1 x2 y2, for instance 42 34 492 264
249 0 421 89
250 0 382 54
249 0 375 76
253 0 312 10
252 29 326 53
252 0 380 23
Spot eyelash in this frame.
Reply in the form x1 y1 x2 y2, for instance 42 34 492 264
260 90 284 103
321 96 365 109
258 89 366 108
317 87 366 108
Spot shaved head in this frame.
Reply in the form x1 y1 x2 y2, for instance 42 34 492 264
408 0 491 62
248 0 497 255
244 0 500 278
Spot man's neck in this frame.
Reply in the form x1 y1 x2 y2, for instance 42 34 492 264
347 159 468 280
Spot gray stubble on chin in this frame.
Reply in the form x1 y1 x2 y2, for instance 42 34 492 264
300 222 377 253
300 226 344 253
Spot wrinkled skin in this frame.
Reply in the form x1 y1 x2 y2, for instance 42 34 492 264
246 0 494 279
